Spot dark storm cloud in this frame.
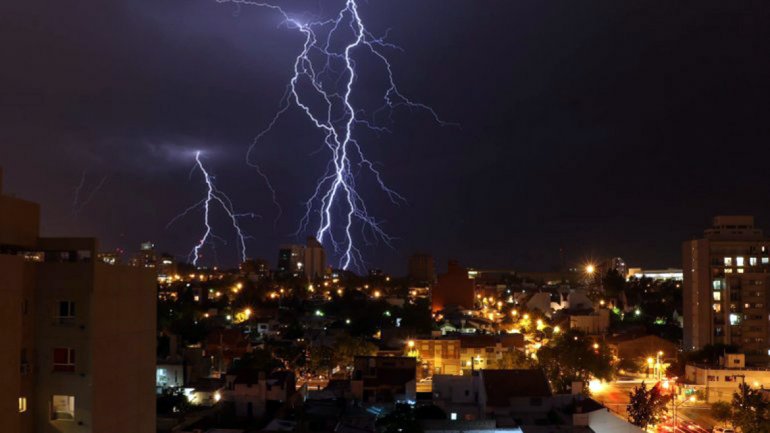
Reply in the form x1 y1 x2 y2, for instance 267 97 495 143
2 0 770 272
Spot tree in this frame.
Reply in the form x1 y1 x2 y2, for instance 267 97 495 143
627 382 670 429
496 349 534 369
711 401 733 428
732 383 770 433
332 335 377 372
376 404 423 433
537 329 614 393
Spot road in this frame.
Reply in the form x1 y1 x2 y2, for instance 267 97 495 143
592 379 717 432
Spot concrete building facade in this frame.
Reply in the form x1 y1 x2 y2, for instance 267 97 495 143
0 174 156 433
683 216 770 357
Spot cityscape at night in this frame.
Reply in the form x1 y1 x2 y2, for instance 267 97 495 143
3 1 770 433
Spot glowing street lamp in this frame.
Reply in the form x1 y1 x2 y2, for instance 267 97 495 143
585 264 595 275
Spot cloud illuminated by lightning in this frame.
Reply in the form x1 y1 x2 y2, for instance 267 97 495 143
168 151 257 266
218 0 450 270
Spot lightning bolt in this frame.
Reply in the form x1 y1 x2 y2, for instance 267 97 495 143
72 171 108 216
218 0 450 270
168 151 257 266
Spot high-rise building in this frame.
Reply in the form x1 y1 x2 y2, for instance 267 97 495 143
303 237 326 280
277 244 304 277
277 238 326 280
0 173 156 433
408 253 436 283
432 260 475 313
683 216 770 357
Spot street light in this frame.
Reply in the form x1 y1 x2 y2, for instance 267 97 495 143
585 264 595 275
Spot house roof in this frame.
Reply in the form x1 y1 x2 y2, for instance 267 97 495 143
362 368 415 387
482 369 552 406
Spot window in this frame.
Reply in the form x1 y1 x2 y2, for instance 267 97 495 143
725 269 733 274
51 395 75 420
713 303 722 313
19 397 27 413
713 292 722 301
730 314 741 326
738 268 745 274
737 257 745 266
53 348 75 372
724 257 733 266
750 257 758 266
763 257 769 265
55 301 75 323
450 412 458 421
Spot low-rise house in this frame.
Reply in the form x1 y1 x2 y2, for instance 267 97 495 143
684 353 770 402
606 333 677 364
432 373 483 421
351 356 417 404
457 334 525 371
567 309 609 335
223 370 296 418
413 339 462 377
185 378 225 406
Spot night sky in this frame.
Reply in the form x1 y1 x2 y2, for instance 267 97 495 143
2 0 770 273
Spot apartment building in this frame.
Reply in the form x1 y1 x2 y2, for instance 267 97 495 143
0 173 156 433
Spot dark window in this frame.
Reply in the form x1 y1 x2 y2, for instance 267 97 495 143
53 348 75 372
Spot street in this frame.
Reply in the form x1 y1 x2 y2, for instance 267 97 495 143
591 379 718 432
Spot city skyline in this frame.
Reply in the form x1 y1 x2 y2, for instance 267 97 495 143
3 0 770 272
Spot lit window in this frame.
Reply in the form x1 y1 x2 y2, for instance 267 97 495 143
738 268 745 274
55 301 75 323
724 257 733 266
19 397 27 413
730 314 741 326
737 257 745 267
750 257 758 266
51 395 75 420
763 257 769 265
53 348 75 372
713 292 721 301
725 269 733 274
713 303 721 313
450 412 458 421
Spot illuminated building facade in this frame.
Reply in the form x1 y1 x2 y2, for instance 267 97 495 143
683 216 770 357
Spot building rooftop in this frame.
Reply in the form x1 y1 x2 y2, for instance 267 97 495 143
482 369 552 407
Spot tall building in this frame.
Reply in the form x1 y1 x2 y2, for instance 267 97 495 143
303 237 326 280
432 260 475 313
277 238 326 280
683 216 770 357
408 253 436 283
0 172 156 433
277 244 304 277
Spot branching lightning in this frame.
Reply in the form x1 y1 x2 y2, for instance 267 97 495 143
219 0 450 270
168 151 257 266
72 171 108 216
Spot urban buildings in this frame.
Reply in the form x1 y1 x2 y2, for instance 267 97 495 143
277 237 326 280
0 174 156 433
432 260 475 313
683 216 770 357
0 175 156 433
